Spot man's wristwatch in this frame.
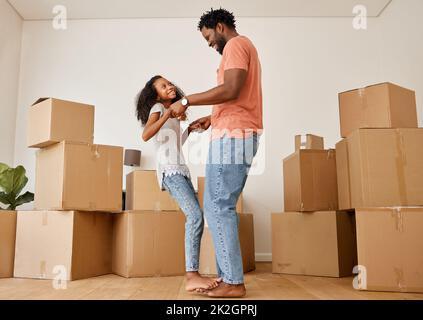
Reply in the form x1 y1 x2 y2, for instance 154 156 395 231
181 97 190 107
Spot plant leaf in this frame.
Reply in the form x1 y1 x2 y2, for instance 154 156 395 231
14 192 34 209
0 191 12 206
0 166 27 196
0 163 9 176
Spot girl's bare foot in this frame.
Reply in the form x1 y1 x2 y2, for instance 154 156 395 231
185 272 222 292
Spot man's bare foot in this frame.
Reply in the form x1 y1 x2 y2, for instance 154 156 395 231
185 272 222 292
207 282 246 298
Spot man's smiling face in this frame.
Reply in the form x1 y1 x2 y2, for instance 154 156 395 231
201 26 227 55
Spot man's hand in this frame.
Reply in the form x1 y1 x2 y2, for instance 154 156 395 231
189 115 211 133
170 100 187 118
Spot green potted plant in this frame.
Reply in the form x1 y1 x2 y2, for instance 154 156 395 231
0 163 34 278
0 163 34 210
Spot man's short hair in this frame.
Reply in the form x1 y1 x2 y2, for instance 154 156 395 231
198 8 236 30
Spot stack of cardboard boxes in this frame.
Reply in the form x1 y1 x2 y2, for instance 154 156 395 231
13 98 123 281
272 135 358 278
336 82 423 293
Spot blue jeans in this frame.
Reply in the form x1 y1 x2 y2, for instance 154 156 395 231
204 134 260 284
163 173 204 272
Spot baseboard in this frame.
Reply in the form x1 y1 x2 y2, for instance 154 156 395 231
255 253 272 262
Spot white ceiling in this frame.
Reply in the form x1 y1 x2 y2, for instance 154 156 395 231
8 0 392 20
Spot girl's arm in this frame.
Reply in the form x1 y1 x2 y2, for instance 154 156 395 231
142 109 172 142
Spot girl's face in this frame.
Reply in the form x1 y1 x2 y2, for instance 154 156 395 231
154 78 177 102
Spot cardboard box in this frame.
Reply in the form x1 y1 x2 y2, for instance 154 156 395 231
272 211 357 278
28 98 94 148
295 134 324 151
14 211 113 281
283 150 338 212
355 207 423 293
336 128 423 210
35 141 123 212
199 213 255 275
125 170 179 211
339 82 417 138
197 177 243 213
112 211 185 277
0 211 17 278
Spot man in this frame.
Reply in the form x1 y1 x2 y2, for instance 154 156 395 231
171 8 263 298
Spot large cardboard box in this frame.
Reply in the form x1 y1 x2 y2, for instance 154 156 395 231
272 211 357 278
0 211 17 278
295 134 324 151
197 177 243 213
199 213 255 275
283 150 338 212
14 211 113 281
112 211 185 277
35 141 123 212
126 170 179 211
339 82 417 138
355 207 423 293
28 98 95 148
336 128 423 210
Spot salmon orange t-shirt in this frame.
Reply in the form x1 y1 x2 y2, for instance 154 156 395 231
211 35 263 139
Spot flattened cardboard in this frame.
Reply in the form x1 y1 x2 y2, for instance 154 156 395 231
339 82 417 138
283 150 338 212
35 141 123 212
0 211 17 278
112 211 185 277
14 211 113 281
125 171 179 211
272 211 357 278
336 128 423 210
295 134 324 151
28 98 94 148
199 213 255 275
197 177 243 213
356 207 423 293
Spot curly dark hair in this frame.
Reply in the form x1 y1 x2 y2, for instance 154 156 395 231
135 75 185 126
198 8 236 31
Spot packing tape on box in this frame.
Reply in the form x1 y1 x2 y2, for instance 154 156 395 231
327 149 335 160
91 144 101 159
39 261 47 279
395 130 408 204
391 207 404 233
357 87 369 127
394 267 405 291
42 212 48 226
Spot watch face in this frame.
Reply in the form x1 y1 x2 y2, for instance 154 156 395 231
182 98 188 106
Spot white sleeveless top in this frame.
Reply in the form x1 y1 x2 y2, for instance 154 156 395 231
149 103 190 190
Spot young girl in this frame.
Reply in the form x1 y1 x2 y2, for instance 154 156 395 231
136 75 220 292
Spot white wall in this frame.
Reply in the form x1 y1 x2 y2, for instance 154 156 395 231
0 0 22 165
12 0 423 260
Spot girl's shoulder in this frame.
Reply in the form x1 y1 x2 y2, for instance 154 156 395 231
149 102 165 115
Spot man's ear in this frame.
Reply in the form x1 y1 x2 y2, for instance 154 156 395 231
216 22 224 33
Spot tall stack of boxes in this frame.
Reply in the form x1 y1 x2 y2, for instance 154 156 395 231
336 82 423 293
272 134 358 278
13 98 123 281
197 177 256 276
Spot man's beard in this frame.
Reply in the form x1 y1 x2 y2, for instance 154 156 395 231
216 36 227 55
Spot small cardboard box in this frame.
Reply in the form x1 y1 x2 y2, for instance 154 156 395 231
27 98 95 148
0 211 17 278
112 211 185 277
336 128 423 210
355 207 423 293
339 82 417 138
199 213 255 275
283 149 338 212
197 177 243 213
272 211 357 278
35 141 123 212
14 211 113 281
125 170 179 211
295 134 324 151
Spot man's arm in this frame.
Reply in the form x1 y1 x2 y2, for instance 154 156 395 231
170 68 247 116
188 68 247 105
